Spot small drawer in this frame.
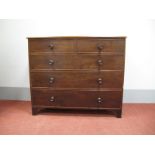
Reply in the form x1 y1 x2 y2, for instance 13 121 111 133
29 53 124 70
31 71 124 88
29 38 76 52
77 39 125 53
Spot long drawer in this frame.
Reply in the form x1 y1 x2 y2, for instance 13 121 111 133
32 89 122 108
28 38 125 53
30 54 124 70
31 71 124 88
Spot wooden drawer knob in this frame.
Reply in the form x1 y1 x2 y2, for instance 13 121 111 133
97 59 103 66
50 96 55 102
49 59 54 65
97 97 103 103
97 44 104 51
49 77 55 83
49 43 54 49
98 78 102 84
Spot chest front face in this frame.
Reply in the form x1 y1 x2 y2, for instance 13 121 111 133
28 36 126 118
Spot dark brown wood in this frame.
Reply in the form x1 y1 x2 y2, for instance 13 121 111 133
115 109 122 118
30 70 124 88
77 39 125 53
30 54 124 70
29 39 76 53
31 89 122 108
28 38 125 53
32 107 41 115
28 36 126 117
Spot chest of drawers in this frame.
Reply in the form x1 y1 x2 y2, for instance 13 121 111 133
28 36 126 118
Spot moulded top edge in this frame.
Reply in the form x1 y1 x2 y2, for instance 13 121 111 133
27 36 126 39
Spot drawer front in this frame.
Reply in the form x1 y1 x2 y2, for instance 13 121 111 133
29 38 125 53
30 54 124 70
29 39 76 52
77 39 125 53
32 89 122 108
31 71 124 88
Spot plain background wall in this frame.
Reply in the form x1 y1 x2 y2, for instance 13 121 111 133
0 19 155 90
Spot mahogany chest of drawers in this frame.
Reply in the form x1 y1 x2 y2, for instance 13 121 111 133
28 36 126 118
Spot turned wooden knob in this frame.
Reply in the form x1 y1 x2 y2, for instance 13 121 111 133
49 43 54 49
49 77 55 83
97 97 103 103
98 78 102 84
50 96 55 102
97 59 103 66
97 44 104 50
49 59 54 65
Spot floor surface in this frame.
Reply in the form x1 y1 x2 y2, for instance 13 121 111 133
0 101 155 135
